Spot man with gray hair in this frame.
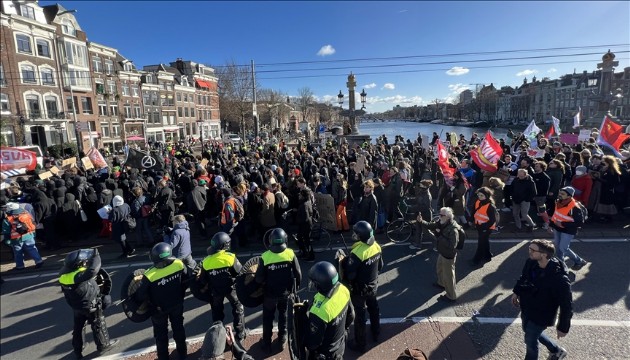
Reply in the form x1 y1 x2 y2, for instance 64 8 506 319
417 207 461 302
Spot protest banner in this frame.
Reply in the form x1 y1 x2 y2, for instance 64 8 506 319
49 166 60 175
81 157 94 170
38 171 53 180
560 133 579 145
578 129 591 142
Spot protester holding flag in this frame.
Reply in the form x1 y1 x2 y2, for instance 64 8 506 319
597 116 630 157
592 156 621 223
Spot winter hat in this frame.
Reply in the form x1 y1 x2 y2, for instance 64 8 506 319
198 179 207 186
620 150 630 161
575 165 587 175
250 182 258 192
559 186 575 197
200 321 227 359
112 195 125 207
5 202 19 211
214 175 224 185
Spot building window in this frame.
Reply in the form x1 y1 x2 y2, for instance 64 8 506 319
124 104 132 118
131 85 139 97
21 65 36 83
109 103 118 116
41 68 55 85
64 42 87 67
134 105 141 118
81 97 93 114
190 107 195 117
98 101 107 116
36 39 51 58
111 125 120 137
20 4 35 19
176 92 181 102
67 96 77 113
16 34 32 54
178 107 183 117
45 96 58 118
146 74 153 83
105 59 114 75
96 83 105 94
122 83 129 96
1 93 9 113
107 80 116 94
26 94 40 118
0 64 5 86
184 107 189 117
101 124 110 138
61 19 76 36
92 56 102 73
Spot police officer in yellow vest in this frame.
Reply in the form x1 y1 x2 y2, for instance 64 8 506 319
133 242 189 360
255 228 302 353
59 248 118 359
198 232 246 340
305 261 355 360
344 220 383 353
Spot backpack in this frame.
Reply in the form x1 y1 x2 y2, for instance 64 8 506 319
124 215 137 231
575 201 588 225
455 224 466 250
275 191 289 209
232 198 245 222
10 212 36 236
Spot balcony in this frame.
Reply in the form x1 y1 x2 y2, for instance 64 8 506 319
28 110 42 119
47 111 68 119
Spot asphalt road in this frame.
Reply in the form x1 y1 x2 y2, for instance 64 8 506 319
1 239 629 360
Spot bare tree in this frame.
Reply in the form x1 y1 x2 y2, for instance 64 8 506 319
216 59 255 137
433 98 443 119
297 87 316 123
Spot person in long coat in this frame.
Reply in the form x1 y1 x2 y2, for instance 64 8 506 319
109 195 135 258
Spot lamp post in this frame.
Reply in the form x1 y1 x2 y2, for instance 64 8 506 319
197 119 204 148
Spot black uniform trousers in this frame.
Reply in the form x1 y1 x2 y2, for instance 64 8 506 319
72 307 110 354
262 295 289 343
211 289 245 338
151 303 187 360
351 292 380 347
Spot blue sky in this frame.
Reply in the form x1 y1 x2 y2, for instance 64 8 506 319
42 1 629 113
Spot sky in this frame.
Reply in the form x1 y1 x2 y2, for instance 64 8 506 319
41 1 630 113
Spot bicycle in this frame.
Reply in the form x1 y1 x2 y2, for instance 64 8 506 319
386 197 439 244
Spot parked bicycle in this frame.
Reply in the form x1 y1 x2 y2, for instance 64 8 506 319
386 197 439 244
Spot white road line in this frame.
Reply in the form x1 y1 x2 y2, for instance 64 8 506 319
94 316 630 360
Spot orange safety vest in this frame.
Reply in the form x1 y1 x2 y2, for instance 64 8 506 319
7 213 36 239
220 197 238 225
474 200 496 229
550 199 576 228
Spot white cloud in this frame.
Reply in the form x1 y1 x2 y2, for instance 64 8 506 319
316 45 336 56
547 68 557 73
382 83 395 90
364 83 377 89
516 69 538 77
446 67 470 76
448 83 470 94
366 95 423 105
398 9 408 13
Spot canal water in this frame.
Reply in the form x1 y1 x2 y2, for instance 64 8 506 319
359 121 511 143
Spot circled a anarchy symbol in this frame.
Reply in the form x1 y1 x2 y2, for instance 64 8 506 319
141 156 156 168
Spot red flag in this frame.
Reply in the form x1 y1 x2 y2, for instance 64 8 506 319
597 115 630 157
436 141 455 183
469 132 503 172
0 147 38 171
545 125 555 139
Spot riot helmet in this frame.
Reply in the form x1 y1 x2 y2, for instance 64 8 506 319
308 261 339 298
268 228 288 253
63 249 95 270
352 221 374 245
208 232 231 254
150 242 174 265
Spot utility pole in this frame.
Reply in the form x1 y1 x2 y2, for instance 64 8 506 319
251 60 258 140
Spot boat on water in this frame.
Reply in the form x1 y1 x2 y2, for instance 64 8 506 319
430 119 443 124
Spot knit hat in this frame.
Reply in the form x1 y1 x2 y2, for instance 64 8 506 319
575 165 587 175
214 175 224 184
559 186 575 197
5 202 19 211
112 195 125 207
250 182 258 192
198 179 207 186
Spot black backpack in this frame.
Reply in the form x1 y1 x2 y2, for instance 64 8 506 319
455 224 466 250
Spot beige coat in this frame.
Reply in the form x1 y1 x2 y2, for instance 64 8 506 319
259 191 276 228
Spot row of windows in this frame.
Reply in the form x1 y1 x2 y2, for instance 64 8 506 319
19 63 57 86
16 34 52 58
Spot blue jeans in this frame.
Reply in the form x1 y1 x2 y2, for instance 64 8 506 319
553 230 583 264
522 316 560 360
12 241 43 269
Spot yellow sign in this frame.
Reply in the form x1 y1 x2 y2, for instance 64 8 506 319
62 157 77 168
81 157 94 170
49 166 60 175
39 171 53 180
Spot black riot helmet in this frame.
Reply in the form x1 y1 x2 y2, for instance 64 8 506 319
268 228 288 253
352 220 374 245
150 242 174 265
308 261 339 298
209 232 231 254
63 249 95 270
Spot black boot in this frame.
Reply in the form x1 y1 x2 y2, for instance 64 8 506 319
305 246 315 262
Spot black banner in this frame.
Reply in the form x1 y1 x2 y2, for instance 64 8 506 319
125 148 164 171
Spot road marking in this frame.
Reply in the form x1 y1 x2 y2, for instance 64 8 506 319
94 316 630 360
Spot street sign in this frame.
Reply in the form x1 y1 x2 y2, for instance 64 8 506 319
319 124 325 133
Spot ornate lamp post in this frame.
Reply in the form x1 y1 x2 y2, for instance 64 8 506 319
196 119 204 147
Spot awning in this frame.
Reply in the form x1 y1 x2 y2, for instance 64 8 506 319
196 79 211 89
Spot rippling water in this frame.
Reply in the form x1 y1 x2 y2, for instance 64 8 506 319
359 120 510 143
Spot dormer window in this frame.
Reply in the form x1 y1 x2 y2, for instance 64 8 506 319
181 77 188 86
123 63 133 72
62 19 76 36
146 74 153 83
20 5 35 20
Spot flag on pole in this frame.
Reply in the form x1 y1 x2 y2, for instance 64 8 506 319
545 116 562 139
597 115 630 157
469 131 504 172
125 148 165 171
436 140 455 185
523 119 541 148
573 107 581 129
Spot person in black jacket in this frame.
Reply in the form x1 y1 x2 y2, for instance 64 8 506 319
512 239 572 360
471 187 497 266
532 161 552 230
109 195 135 258
59 249 118 359
295 188 314 261
155 179 175 227
134 243 189 360
511 169 537 232
353 179 378 229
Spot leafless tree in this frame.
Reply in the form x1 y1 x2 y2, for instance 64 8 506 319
297 87 316 123
216 59 255 136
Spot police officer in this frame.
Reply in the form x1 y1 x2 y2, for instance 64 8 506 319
305 261 355 360
134 243 189 360
255 228 302 352
344 220 383 353
59 248 118 359
198 232 246 341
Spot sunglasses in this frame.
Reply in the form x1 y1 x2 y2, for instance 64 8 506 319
528 247 543 253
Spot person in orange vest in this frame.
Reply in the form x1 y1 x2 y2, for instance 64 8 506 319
219 187 244 235
471 187 497 267
2 202 44 270
550 186 588 271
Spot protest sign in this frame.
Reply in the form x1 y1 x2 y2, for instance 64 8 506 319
81 157 94 170
62 157 77 169
38 171 53 180
49 166 60 175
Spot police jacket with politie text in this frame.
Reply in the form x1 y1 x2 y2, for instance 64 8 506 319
305 283 355 359
59 250 102 311
513 258 573 333
345 240 383 295
134 258 188 314
255 247 302 297
200 250 242 297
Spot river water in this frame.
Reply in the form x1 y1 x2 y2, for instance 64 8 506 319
359 121 510 143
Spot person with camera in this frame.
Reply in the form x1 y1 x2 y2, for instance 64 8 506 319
512 239 572 360
343 221 383 353
305 261 355 360
254 228 302 353
133 242 189 360
198 232 246 341
58 248 118 359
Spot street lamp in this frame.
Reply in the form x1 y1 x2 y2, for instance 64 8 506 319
360 89 367 110
196 119 204 148
54 124 65 146
337 90 344 107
